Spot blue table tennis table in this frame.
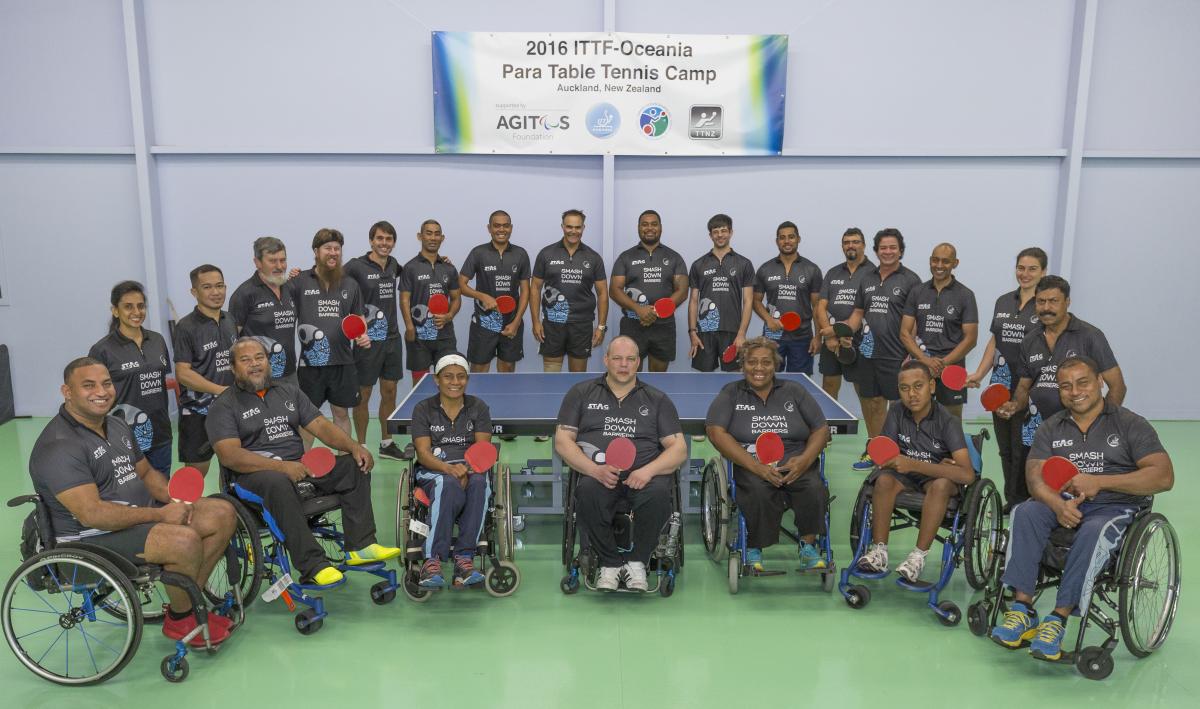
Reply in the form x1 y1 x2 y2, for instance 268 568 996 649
389 372 858 514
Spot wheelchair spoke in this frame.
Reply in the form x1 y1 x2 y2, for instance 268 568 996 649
9 606 65 615
77 623 124 660
15 622 65 642
35 626 67 666
75 623 100 676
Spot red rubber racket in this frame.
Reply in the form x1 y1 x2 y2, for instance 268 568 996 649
653 298 675 318
604 437 637 471
981 383 1011 412
413 487 431 507
427 293 450 316
940 364 968 391
754 431 785 466
301 447 336 478
1042 456 1079 493
780 312 802 331
867 436 901 466
341 314 367 340
168 466 204 503
464 441 499 473
832 322 853 338
495 295 516 315
722 343 739 364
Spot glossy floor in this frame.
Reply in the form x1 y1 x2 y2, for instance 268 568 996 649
0 418 1193 708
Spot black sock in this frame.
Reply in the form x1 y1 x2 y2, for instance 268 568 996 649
1051 611 1069 624
166 606 191 621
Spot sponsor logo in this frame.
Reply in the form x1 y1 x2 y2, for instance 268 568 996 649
639 104 670 138
1107 434 1120 447
585 102 620 139
892 287 902 296
496 114 570 131
1065 349 1077 358
947 305 957 315
1052 439 1073 448
242 407 262 419
586 403 609 410
638 405 650 416
341 290 350 300
284 401 296 412
688 105 722 140
784 401 795 412
121 436 132 450
735 404 755 411
582 261 591 269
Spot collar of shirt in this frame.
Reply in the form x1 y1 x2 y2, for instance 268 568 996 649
595 374 646 400
925 276 961 292
834 259 873 276
358 252 398 272
109 327 145 346
191 306 230 323
734 376 785 398
899 401 948 428
56 404 107 442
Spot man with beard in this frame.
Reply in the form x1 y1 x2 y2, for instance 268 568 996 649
687 213 755 373
814 227 873 399
752 222 824 374
531 209 609 373
345 221 405 459
174 264 237 476
610 210 687 372
288 229 370 438
207 337 400 586
229 237 297 386
458 210 532 374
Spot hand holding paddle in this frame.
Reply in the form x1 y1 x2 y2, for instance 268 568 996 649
752 431 787 486
301 447 336 478
721 343 739 365
464 441 499 473
428 293 450 326
605 437 637 471
779 312 802 332
940 365 968 391
867 436 901 467
653 298 676 319
1041 456 1078 497
495 295 516 315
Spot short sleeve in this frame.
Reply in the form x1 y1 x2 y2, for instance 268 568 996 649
30 441 96 496
880 404 901 441
611 251 628 279
818 270 833 302
739 260 755 288
854 284 867 311
459 249 478 280
1015 334 1036 381
1029 422 1054 460
753 265 767 294
532 249 547 279
556 383 584 429
398 266 414 294
704 384 735 430
592 255 607 282
294 387 321 427
1090 330 1119 372
654 394 682 438
939 414 968 454
671 253 687 279
796 388 827 431
688 260 701 290
409 400 432 440
204 395 241 444
349 281 364 316
902 286 919 317
87 339 109 368
1124 413 1166 461
962 290 979 324
173 322 194 364
447 265 461 291
807 263 823 295
517 251 531 280
471 399 493 435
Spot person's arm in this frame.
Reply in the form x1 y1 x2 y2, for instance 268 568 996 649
845 307 864 333
1101 366 1127 407
943 322 978 366
554 425 618 488
435 288 462 327
687 287 702 357
967 335 997 388
135 457 171 504
807 292 822 354
592 279 610 346
996 376 1033 419
175 362 227 397
304 417 373 472
212 438 307 479
458 274 497 312
899 314 930 363
707 425 782 485
399 291 416 341
779 425 831 484
609 274 653 326
752 290 780 332
815 298 834 339
501 279 530 339
886 447 974 484
57 483 188 530
529 276 545 342
413 435 467 483
737 286 754 342
628 432 687 485
670 274 688 307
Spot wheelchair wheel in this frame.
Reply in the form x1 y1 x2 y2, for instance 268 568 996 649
1076 646 1114 680
204 495 263 611
395 466 411 550
849 481 872 555
561 474 578 568
967 600 991 636
494 466 515 562
312 510 346 563
962 478 1002 591
3 549 143 685
727 555 739 594
700 458 730 562
485 561 521 598
402 565 431 603
1117 513 1181 658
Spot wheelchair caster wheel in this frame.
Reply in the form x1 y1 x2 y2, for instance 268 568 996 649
560 575 579 595
485 561 521 598
402 574 432 603
1076 647 1114 680
727 556 740 595
967 601 990 636
820 572 835 593
845 585 871 609
936 601 961 627
161 655 189 683
660 576 676 598
295 608 323 635
370 581 397 605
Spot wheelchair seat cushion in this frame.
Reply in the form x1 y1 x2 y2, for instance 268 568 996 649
302 495 342 519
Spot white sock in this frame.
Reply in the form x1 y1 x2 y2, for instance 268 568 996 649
910 548 929 558
380 438 393 447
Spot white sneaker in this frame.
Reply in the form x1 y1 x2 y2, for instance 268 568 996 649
896 549 927 583
623 561 648 591
596 566 621 591
856 543 889 573
691 434 706 443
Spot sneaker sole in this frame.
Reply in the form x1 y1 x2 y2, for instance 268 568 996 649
379 450 405 460
1030 648 1063 662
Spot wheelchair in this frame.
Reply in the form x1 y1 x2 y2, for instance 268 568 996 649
393 459 520 600
966 504 1181 680
3 492 252 685
700 452 837 594
840 429 1002 625
221 466 399 634
559 469 684 597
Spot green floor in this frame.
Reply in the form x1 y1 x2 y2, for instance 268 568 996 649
0 417 1194 707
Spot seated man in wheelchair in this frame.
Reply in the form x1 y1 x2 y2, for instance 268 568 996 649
705 336 830 572
856 360 974 582
410 354 494 589
28 357 238 646
555 336 687 591
206 337 400 587
990 356 1173 661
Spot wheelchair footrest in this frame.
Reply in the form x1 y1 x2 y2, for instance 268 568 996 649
849 568 889 581
746 567 787 577
339 560 386 572
895 578 936 592
794 563 836 575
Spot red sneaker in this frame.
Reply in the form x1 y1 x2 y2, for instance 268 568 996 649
162 608 231 647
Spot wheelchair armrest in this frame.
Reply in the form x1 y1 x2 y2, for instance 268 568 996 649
7 494 40 508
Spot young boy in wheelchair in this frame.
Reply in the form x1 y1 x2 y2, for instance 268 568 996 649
856 360 974 582
990 356 1173 661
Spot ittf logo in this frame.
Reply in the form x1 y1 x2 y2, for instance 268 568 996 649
689 105 722 140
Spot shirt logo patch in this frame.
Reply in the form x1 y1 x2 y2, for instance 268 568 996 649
638 405 650 416
784 401 795 412
582 261 591 269
735 404 755 411
1107 434 1120 448
285 401 296 412
1052 439 1073 448
946 305 956 315
586 403 609 410
1065 349 1078 358
160 355 168 367
341 290 350 300
121 436 132 450
892 287 902 296
512 265 519 273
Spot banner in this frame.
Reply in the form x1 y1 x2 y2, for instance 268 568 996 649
432 32 788 155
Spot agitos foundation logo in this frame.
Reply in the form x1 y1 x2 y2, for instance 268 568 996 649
496 113 571 130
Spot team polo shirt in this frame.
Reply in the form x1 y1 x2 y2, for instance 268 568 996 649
532 239 607 325
88 329 172 451
754 255 823 342
880 401 968 464
902 278 979 359
611 242 686 323
988 290 1039 389
409 395 493 462
688 249 756 334
460 242 531 333
819 258 875 325
173 307 236 414
28 406 153 542
556 376 682 472
704 378 827 469
345 253 401 343
288 269 365 366
229 272 298 378
1016 315 1118 422
398 254 459 342
1030 404 1165 507
853 264 922 360
205 380 322 463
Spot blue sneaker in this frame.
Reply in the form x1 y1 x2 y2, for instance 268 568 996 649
851 453 874 471
452 555 484 587
419 558 445 588
798 541 826 570
1029 614 1067 661
990 602 1038 648
745 547 764 572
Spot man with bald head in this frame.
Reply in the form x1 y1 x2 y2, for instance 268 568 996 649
900 243 978 419
554 336 687 591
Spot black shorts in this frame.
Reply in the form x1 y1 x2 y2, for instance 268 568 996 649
817 341 861 380
354 337 404 387
406 337 458 372
178 412 213 462
540 320 593 359
467 321 525 365
691 331 741 372
854 356 902 401
934 377 968 406
870 468 935 492
618 318 676 363
82 523 157 567
299 364 360 408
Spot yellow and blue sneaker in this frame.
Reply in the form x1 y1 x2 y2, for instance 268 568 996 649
799 541 826 570
1029 614 1068 661
745 547 765 573
990 601 1038 648
347 543 402 566
312 566 344 586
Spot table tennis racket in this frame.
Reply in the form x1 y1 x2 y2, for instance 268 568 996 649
604 437 637 471
428 293 450 316
168 466 204 504
464 441 499 473
940 364 968 391
341 314 367 340
1042 456 1079 493
779 312 802 332
653 298 675 318
981 383 1011 412
301 447 336 478
495 295 516 315
722 343 739 364
867 436 901 466
832 322 853 339
754 431 785 466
